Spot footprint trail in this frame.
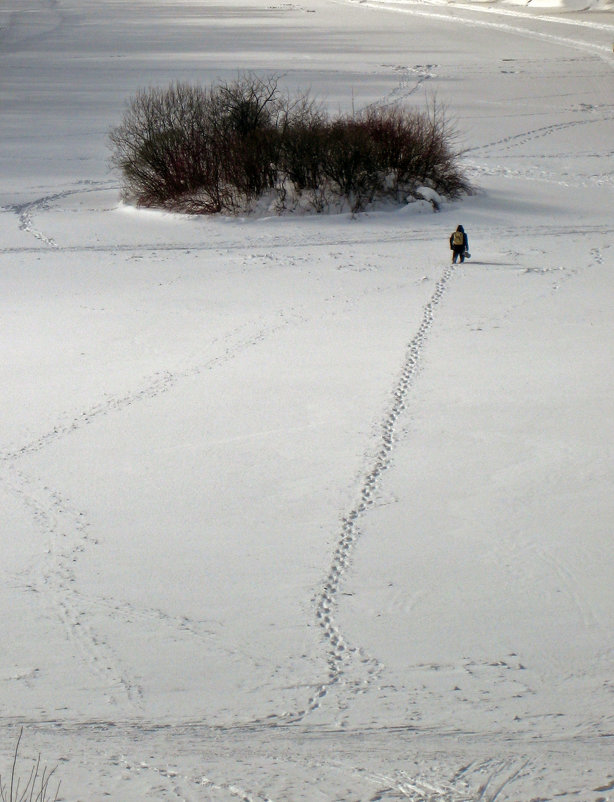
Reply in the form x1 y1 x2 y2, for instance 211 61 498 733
306 262 456 719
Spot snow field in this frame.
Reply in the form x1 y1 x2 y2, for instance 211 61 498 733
1 0 614 799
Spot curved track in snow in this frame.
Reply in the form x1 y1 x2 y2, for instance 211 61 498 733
341 0 614 61
303 261 456 722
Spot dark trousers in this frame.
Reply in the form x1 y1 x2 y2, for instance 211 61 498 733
452 246 465 263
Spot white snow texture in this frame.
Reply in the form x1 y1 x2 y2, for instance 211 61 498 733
1 0 614 800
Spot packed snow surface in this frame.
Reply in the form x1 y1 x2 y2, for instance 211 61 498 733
1 0 614 800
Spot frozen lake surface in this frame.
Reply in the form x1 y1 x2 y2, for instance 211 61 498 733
1 0 614 799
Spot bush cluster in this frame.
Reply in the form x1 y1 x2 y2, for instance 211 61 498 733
109 75 470 215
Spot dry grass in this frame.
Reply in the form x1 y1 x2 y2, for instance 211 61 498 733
0 730 60 802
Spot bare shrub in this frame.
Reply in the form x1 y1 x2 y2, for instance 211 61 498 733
0 730 60 802
278 94 327 192
358 101 471 202
420 100 471 198
318 118 381 212
109 75 470 215
359 105 429 200
207 74 284 203
109 83 214 208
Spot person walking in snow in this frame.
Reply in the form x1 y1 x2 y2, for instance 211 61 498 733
450 224 468 264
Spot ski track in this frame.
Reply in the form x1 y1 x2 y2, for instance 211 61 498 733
1 298 298 711
374 63 437 108
366 768 478 801
475 759 531 802
2 177 458 744
0 0 64 51
5 182 117 250
12 191 67 249
2 181 611 799
1 318 294 464
466 161 614 193
2 465 145 709
354 0 614 36
3 0 613 779
343 0 614 62
3 184 614 258
466 116 614 157
465 112 614 192
2 716 611 801
190 258 457 731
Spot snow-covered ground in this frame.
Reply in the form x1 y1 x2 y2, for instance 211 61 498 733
1 0 614 799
